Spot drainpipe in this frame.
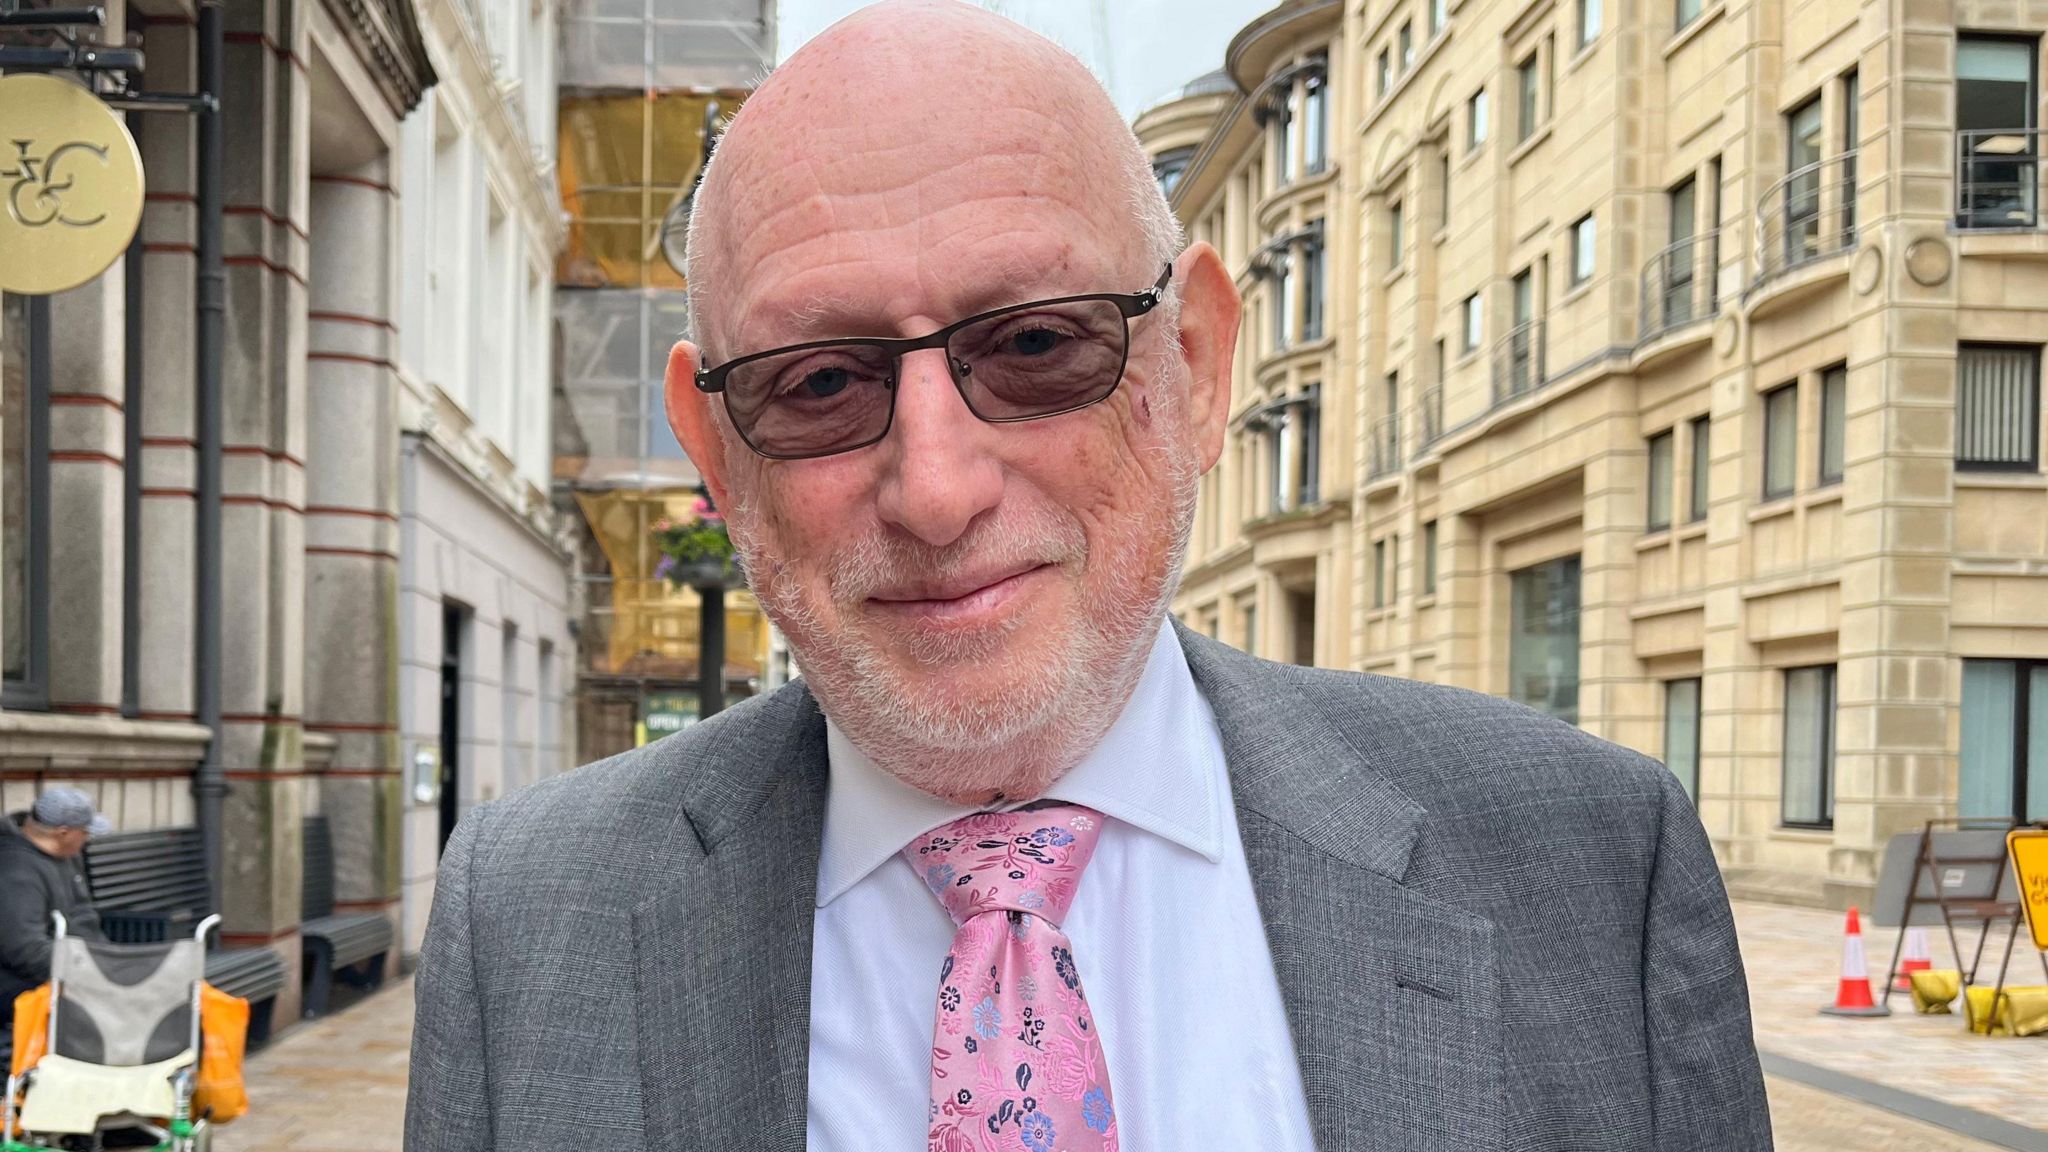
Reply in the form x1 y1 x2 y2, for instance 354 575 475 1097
193 0 226 909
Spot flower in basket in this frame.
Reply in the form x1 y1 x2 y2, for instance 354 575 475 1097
651 497 740 588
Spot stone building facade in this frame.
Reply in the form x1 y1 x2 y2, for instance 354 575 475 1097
1140 0 2048 907
2 0 568 1019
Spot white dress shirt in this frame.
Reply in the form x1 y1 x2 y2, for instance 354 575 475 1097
806 622 1318 1149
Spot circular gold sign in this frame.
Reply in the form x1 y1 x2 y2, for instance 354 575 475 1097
0 73 146 296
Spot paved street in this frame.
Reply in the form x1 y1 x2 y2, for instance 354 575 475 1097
211 902 2047 1151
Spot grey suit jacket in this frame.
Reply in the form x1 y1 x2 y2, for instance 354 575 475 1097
405 626 1772 1150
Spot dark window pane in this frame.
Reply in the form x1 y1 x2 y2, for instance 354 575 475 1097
1664 678 1702 801
1510 556 1581 723
1764 383 1797 498
1647 431 1674 530
1820 364 1846 483
1689 417 1711 521
1781 665 1836 826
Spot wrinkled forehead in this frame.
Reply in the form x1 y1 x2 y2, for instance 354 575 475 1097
698 71 1146 357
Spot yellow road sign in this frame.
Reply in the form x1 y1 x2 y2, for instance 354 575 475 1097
0 73 147 296
2010 828 2048 952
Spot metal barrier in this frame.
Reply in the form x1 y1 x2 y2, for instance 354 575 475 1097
1638 228 1720 343
1368 412 1402 478
1754 150 1858 284
1956 128 2044 230
1490 319 1545 408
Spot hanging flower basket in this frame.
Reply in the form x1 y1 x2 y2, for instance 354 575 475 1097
652 498 741 591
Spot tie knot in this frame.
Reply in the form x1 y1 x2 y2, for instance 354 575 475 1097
902 804 1104 928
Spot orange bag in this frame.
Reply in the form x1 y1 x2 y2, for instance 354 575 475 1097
10 981 247 1125
10 984 50 1077
193 982 250 1124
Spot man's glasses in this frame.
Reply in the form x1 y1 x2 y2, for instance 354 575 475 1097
695 265 1174 460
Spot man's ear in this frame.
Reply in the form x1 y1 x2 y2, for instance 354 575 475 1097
666 340 734 509
1172 242 1239 473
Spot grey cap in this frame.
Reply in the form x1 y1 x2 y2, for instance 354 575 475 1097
32 787 112 837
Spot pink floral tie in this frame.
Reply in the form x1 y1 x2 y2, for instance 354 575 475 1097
903 804 1118 1152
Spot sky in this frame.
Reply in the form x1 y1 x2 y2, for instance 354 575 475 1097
774 0 1274 119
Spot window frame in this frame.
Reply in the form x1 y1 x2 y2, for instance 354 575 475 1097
1664 677 1702 803
1516 52 1542 144
1780 664 1837 829
1675 0 1703 33
1377 47 1393 97
1429 0 1448 37
1955 342 2041 472
1304 67 1330 175
1388 200 1405 270
1373 538 1388 608
1399 21 1415 71
1646 429 1675 531
1462 293 1483 353
1819 362 1846 485
1570 214 1597 286
1422 519 1439 595
2 293 52 711
1959 658 2048 822
1468 88 1489 151
1688 415 1711 522
1577 0 1602 49
1302 226 1327 342
1762 382 1798 500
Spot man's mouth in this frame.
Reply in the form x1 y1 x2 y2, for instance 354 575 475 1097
865 562 1054 623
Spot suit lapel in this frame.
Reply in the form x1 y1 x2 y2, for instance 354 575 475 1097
630 689 827 1152
1180 625 1506 1151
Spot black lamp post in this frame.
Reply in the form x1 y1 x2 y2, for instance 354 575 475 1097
687 486 728 719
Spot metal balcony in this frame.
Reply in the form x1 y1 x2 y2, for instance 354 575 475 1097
1489 319 1546 409
1754 151 1858 285
1956 128 2044 230
1418 383 1445 449
1368 412 1402 478
1638 228 1720 344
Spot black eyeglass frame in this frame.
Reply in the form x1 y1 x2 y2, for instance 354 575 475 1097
694 264 1175 460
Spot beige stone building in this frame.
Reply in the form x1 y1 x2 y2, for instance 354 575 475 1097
1139 0 2048 907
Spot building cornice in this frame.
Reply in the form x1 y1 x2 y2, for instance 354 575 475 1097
1224 0 1342 93
320 0 437 117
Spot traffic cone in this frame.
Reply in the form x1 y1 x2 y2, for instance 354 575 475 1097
1821 906 1891 1017
1894 926 1932 991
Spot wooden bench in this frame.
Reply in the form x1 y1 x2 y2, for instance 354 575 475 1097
81 827 288 1044
299 815 394 1017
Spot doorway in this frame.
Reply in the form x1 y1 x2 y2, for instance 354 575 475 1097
439 602 467 853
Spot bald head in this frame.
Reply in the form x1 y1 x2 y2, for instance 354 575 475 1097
684 0 1181 363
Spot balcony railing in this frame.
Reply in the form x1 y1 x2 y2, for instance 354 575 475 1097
1418 383 1445 449
1638 228 1721 344
1489 319 1547 408
1754 151 1858 284
1956 128 2045 230
1368 412 1402 478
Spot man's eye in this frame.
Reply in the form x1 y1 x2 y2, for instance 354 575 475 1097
801 367 852 397
1005 328 1066 357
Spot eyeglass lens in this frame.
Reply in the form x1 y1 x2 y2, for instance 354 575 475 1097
721 297 1131 459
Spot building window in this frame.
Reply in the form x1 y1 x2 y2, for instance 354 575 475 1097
1400 22 1414 70
1676 0 1703 31
1646 430 1674 531
1438 148 1452 229
1664 678 1702 801
1819 363 1846 485
1960 659 2048 822
1462 293 1483 353
1241 596 1259 654
1468 88 1489 150
1377 47 1392 97
1578 0 1602 48
1271 252 1293 352
1956 343 2040 470
1689 416 1711 522
1762 382 1797 499
1956 37 2040 229
1304 68 1329 175
1272 86 1297 186
1841 69 1859 240
1781 665 1836 827
1152 145 1196 198
1516 52 1542 144
1422 520 1439 594
1570 214 1596 285
2 293 49 709
1509 556 1581 724
1373 539 1388 608
1784 95 1826 266
1664 176 1700 325
1429 0 1448 37
1388 200 1405 270
1302 226 1327 342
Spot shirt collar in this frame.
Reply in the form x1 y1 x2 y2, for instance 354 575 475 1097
815 620 1227 908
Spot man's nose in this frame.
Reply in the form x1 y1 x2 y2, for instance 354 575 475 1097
873 347 1004 548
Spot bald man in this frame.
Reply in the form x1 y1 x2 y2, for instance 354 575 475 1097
405 4 1771 1149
